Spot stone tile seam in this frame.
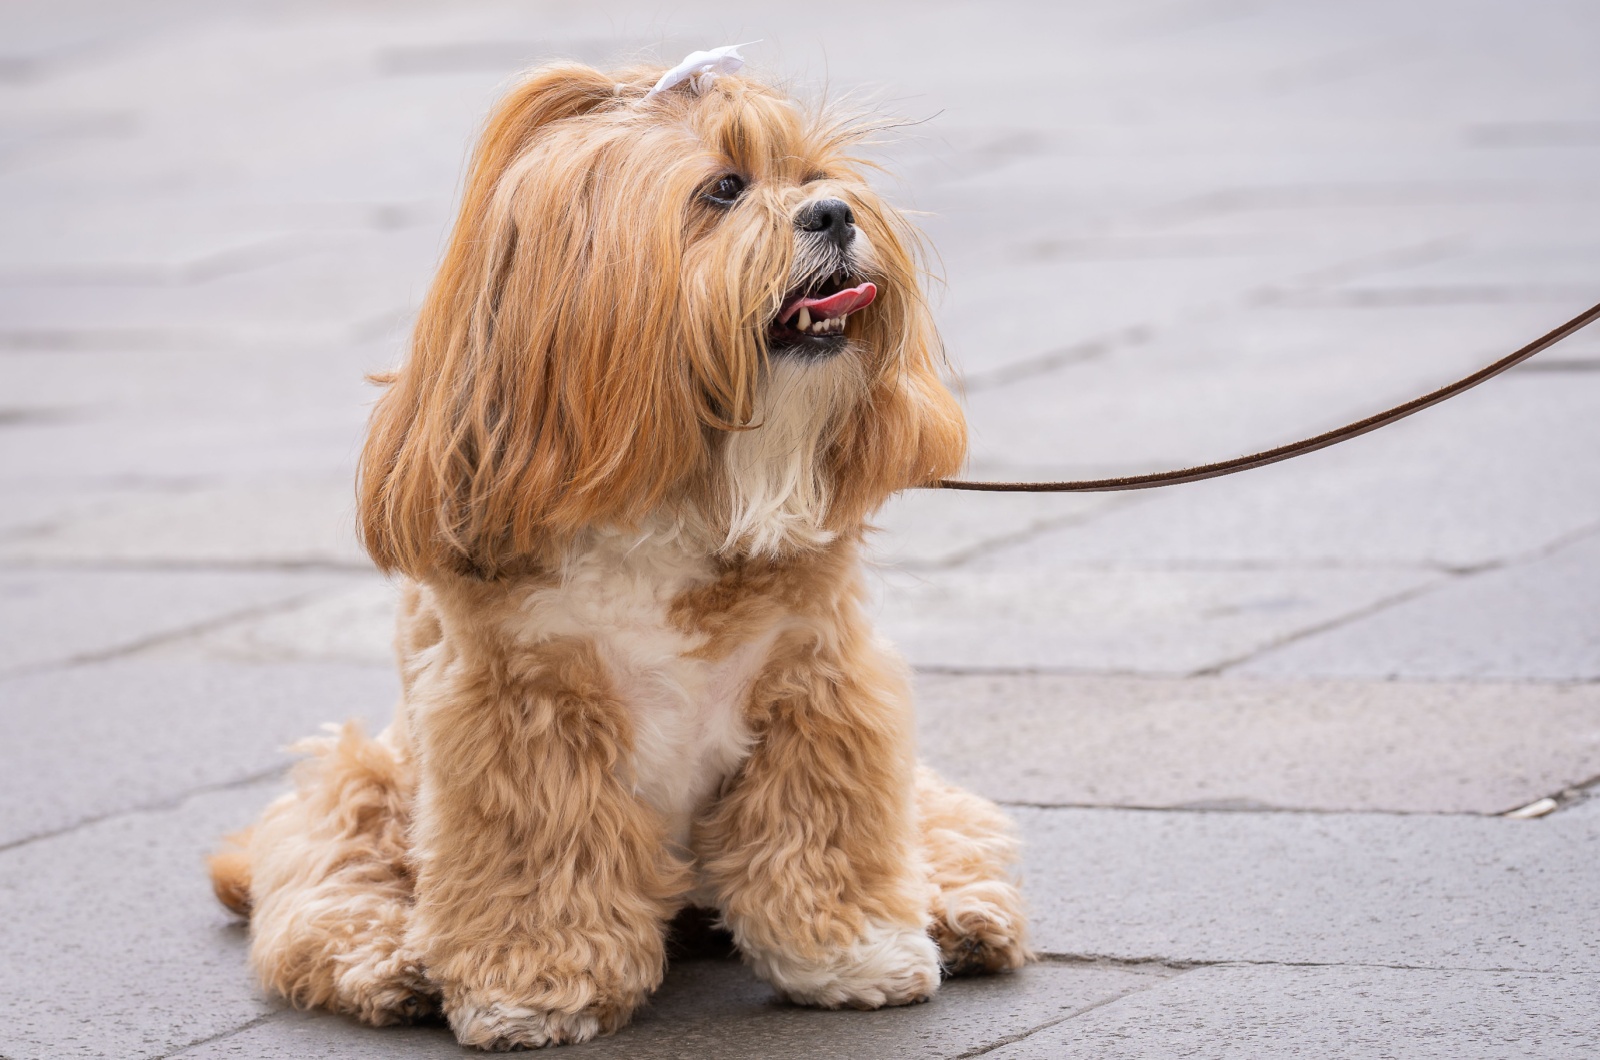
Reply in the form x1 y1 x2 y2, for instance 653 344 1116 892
1206 519 1600 676
1270 283 1600 310
1149 184 1600 228
0 582 368 680
1429 517 1600 578
958 233 1463 395
959 324 1149 393
1517 770 1600 818
148 1012 276 1060
1257 233 1465 290
1002 764 1600 819
949 964 1191 1058
0 765 287 856
876 496 1152 573
0 557 376 575
904 557 1446 575
1000 798 1498 820
1035 952 1600 976
0 317 409 355
0 232 318 288
912 664 1599 686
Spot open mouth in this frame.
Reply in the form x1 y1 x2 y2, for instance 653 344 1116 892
767 272 877 354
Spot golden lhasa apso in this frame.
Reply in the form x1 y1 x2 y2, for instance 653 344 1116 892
208 51 1028 1051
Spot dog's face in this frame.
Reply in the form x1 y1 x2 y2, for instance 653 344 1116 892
359 63 967 576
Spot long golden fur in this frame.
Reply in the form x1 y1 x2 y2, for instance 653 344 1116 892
210 58 1028 1050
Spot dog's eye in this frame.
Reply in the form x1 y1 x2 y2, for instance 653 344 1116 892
704 174 746 207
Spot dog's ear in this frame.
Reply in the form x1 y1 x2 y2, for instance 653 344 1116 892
824 200 968 526
358 64 634 578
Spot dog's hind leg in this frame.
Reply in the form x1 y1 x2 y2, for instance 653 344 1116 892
224 721 437 1026
915 765 1031 976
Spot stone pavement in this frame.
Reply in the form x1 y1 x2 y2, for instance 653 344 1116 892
2 1 1598 1056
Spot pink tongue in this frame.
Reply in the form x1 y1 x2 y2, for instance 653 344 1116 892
788 282 877 322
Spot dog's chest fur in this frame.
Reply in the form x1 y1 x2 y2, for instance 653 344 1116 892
507 528 776 849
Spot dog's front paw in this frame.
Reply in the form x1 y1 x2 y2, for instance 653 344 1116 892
447 997 618 1051
332 945 440 1027
931 879 1030 976
750 921 940 1010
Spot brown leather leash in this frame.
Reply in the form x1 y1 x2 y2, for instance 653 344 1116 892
936 299 1600 493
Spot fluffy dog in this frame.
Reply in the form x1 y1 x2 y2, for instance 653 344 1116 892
208 55 1028 1050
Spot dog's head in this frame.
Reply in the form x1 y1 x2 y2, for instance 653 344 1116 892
359 61 967 577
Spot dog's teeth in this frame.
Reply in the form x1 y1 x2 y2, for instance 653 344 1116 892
796 307 811 331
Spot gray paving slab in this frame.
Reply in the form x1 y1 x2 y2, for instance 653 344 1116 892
868 490 1130 570
961 303 1595 482
1237 530 1600 680
0 781 278 1060
1016 803 1600 971
0 657 397 847
0 227 440 341
0 344 382 413
874 563 1439 675
0 481 152 538
0 480 368 568
989 965 1600 1060
915 673 1600 814
0 568 360 674
967 375 1600 570
0 383 373 486
937 251 1297 379
180 961 1170 1060
1323 238 1600 298
166 578 398 666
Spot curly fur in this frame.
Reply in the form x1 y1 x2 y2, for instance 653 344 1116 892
211 58 1028 1050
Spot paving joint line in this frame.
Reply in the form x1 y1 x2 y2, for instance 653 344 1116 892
0 765 289 855
1194 578 1451 677
959 325 1148 392
950 963 1189 1058
876 496 1148 573
902 556 1442 574
911 664 1599 685
1204 520 1600 676
1502 771 1600 819
998 798 1497 819
151 1012 279 1060
0 557 376 574
0 584 370 680
1032 952 1589 975
955 234 1462 396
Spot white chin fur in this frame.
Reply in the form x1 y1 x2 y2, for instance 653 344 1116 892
720 353 862 557
745 919 941 1009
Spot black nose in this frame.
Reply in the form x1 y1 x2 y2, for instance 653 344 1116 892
797 198 855 248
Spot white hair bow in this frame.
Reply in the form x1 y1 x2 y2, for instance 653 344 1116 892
643 42 759 100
